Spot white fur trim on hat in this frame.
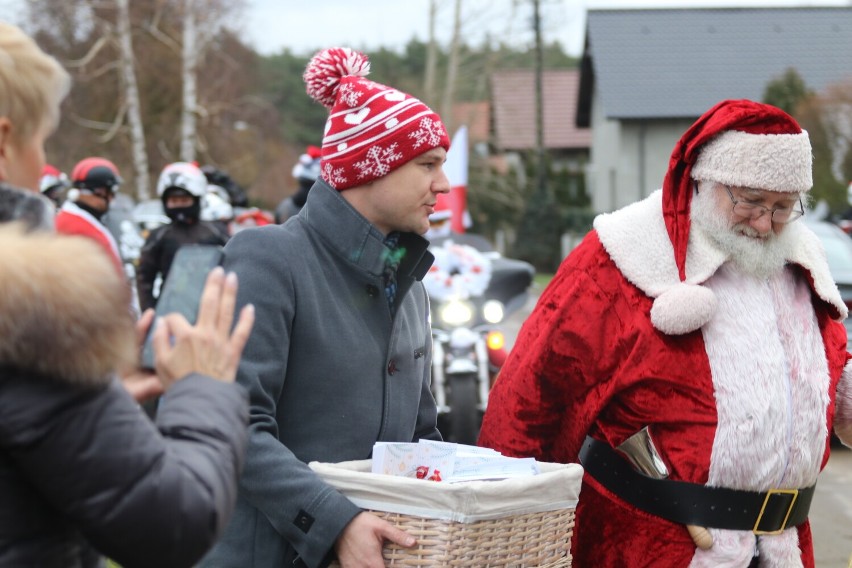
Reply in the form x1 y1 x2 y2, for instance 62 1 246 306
691 130 812 192
650 282 717 335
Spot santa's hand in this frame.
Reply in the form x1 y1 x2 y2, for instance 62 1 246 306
687 528 755 567
687 524 713 550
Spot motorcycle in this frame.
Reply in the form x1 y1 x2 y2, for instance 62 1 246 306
425 235 534 444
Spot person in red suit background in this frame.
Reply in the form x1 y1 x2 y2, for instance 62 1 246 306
55 157 123 273
478 99 852 568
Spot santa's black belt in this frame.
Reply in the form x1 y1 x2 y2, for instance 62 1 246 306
578 436 816 535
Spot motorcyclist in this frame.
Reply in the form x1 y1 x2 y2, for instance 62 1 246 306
274 145 321 223
201 164 248 208
201 186 235 237
136 162 231 311
55 157 123 272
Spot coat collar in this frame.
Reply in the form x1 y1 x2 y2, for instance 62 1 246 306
594 190 846 319
300 179 434 284
0 182 55 231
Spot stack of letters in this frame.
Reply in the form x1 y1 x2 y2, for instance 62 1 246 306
371 439 539 483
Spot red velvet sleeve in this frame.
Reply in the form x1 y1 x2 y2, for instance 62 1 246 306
478 232 631 462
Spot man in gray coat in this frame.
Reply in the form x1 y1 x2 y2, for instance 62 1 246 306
201 47 451 568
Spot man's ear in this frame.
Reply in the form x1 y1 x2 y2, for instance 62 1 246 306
0 117 13 182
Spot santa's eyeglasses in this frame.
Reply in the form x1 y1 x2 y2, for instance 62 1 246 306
723 185 804 224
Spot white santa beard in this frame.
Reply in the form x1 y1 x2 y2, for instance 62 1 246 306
690 187 796 280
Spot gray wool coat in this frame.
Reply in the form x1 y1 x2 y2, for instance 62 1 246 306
202 180 441 568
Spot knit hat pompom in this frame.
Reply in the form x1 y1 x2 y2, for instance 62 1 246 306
303 47 371 109
650 282 717 335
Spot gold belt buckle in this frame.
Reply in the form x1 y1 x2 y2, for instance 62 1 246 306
753 488 798 535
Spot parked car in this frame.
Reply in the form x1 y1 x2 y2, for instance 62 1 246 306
803 218 852 351
131 198 170 236
804 218 852 448
803 217 852 351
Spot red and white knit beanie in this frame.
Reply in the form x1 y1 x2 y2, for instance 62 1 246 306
303 47 450 191
651 99 812 335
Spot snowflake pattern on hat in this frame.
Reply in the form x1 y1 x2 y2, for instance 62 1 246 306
303 47 450 191
355 143 404 180
410 118 447 150
322 162 348 187
338 83 364 108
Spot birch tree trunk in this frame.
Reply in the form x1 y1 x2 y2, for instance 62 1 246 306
115 0 150 200
440 0 462 134
424 0 438 107
180 0 199 162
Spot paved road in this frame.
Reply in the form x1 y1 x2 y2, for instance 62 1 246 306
502 285 852 567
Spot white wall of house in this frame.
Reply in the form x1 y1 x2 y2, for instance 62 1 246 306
586 88 695 213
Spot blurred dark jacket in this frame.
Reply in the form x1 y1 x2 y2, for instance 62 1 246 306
0 183 249 568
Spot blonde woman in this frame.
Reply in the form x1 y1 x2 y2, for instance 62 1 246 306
0 22 255 568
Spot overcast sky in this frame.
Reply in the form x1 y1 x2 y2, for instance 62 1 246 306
2 0 850 58
241 0 852 58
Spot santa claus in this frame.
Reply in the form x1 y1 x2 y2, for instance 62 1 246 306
478 99 852 567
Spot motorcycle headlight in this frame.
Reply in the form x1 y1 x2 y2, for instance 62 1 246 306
482 300 505 324
487 330 505 351
439 299 475 326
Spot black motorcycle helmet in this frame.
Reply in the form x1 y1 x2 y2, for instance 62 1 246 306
70 157 121 193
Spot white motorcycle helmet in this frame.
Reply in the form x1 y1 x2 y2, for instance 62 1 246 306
157 162 207 223
156 162 208 198
201 190 235 222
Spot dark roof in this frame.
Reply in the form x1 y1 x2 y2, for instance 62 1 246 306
578 7 852 125
491 69 591 151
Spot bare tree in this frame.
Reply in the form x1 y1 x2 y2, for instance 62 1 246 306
180 0 199 162
115 0 150 199
424 0 439 107
440 0 463 133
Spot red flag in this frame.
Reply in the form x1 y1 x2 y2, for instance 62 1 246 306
443 126 470 233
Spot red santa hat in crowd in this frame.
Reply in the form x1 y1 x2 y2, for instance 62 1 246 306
291 145 323 182
39 164 67 192
303 47 450 191
650 99 813 335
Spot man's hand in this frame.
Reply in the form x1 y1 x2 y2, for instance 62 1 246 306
121 308 165 403
152 267 255 388
334 512 415 568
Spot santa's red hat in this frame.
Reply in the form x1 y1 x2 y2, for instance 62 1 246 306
303 47 450 191
651 99 812 335
39 164 68 194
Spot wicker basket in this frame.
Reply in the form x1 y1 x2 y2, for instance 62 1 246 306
310 459 582 567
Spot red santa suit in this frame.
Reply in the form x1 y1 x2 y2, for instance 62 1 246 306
478 100 852 567
55 200 123 274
